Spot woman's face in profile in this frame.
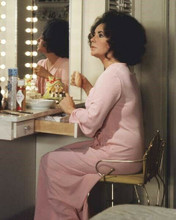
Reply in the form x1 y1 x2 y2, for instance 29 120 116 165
90 23 110 59
37 36 47 54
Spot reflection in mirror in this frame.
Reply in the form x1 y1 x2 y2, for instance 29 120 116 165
17 0 69 99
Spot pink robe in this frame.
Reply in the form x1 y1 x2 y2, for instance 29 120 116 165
36 57 69 95
34 63 144 220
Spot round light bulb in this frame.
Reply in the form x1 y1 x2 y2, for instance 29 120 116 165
32 63 37 68
32 51 38 56
1 14 6 19
32 40 37 45
33 6 38 11
1 89 5 95
26 6 32 10
33 28 38 33
0 26 6 31
0 64 5 69
25 63 31 68
0 76 6 82
25 28 31 33
25 40 31 45
25 74 31 79
25 51 31 56
1 39 6 44
32 74 37 79
0 51 6 56
1 1 6 6
26 17 32 22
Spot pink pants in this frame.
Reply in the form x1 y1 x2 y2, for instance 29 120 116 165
34 140 142 220
34 140 102 220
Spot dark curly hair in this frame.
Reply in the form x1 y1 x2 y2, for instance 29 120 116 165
42 18 69 58
88 10 147 65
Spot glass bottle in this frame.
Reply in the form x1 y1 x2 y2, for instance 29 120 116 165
16 79 26 111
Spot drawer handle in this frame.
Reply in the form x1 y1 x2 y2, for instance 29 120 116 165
24 125 31 132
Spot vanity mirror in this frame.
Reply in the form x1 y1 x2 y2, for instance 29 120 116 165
17 0 69 77
0 0 84 101
0 0 70 95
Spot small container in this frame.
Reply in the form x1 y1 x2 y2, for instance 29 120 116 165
16 79 26 111
7 68 18 110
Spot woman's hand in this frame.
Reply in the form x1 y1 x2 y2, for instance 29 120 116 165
58 93 75 115
34 65 51 78
70 71 93 95
70 71 82 87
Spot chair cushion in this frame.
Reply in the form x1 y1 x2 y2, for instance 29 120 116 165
100 173 145 185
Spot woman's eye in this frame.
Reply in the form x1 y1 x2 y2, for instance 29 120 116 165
98 33 104 38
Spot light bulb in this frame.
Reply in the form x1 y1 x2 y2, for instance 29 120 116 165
33 28 38 33
1 1 6 6
0 51 6 56
32 74 37 79
32 51 38 56
1 14 6 19
26 6 32 10
33 63 37 68
0 64 5 69
25 40 31 45
0 26 6 31
0 39 6 44
25 63 31 68
25 74 31 79
25 51 31 56
32 40 37 45
25 28 31 33
0 76 5 82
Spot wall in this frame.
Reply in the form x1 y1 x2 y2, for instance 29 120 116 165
0 135 36 220
168 0 176 208
134 0 168 206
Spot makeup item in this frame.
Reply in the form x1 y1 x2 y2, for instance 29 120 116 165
7 68 18 110
16 79 26 111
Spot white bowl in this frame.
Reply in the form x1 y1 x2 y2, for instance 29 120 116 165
26 99 55 110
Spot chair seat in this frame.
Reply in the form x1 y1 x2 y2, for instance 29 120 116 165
100 172 145 185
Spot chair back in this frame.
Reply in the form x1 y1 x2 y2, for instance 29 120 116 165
143 130 166 184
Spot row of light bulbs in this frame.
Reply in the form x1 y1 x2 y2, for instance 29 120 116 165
0 0 7 93
0 1 39 95
25 3 38 72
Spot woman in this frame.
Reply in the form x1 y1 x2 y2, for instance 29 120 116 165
34 10 146 220
34 18 69 95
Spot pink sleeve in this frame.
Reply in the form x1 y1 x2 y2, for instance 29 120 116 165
54 60 69 87
36 59 46 95
69 71 121 137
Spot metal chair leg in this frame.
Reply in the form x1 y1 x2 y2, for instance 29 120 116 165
157 173 166 206
111 183 114 207
134 185 141 204
155 175 161 206
142 185 150 205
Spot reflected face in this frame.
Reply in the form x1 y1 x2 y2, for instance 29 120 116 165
37 36 47 53
90 24 110 59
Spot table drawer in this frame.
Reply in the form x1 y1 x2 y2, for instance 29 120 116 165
13 120 34 139
34 120 82 138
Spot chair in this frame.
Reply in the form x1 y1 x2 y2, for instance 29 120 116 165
95 130 166 206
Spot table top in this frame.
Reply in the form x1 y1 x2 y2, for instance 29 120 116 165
0 101 85 122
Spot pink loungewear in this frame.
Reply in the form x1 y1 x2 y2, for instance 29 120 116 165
34 63 144 220
36 57 69 95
